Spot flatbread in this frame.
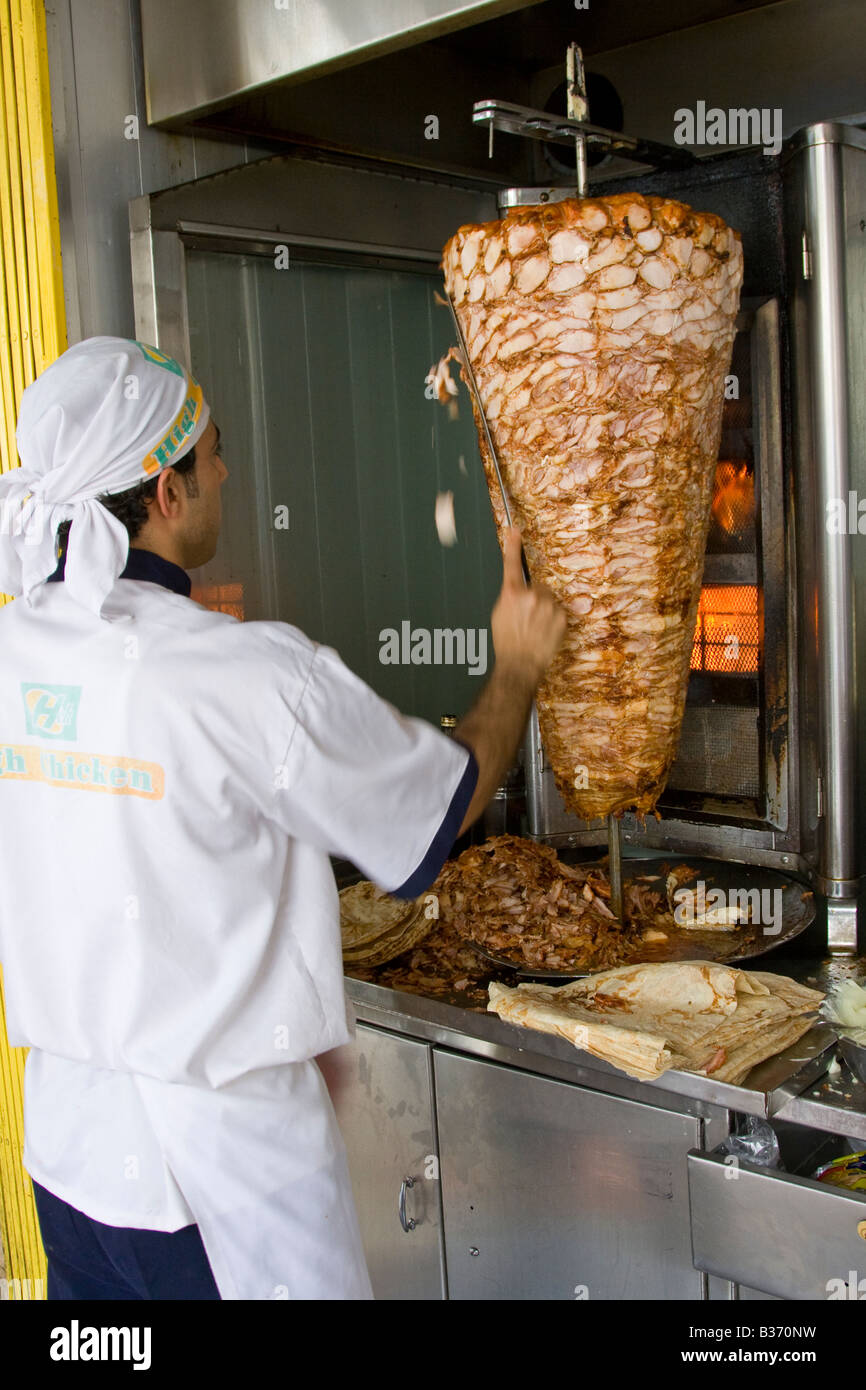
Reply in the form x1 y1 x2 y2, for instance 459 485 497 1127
487 961 824 1084
569 960 770 1015
340 881 437 966
710 1016 818 1085
340 881 413 945
488 982 675 1077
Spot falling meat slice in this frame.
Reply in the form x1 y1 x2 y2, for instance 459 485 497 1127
435 491 458 547
442 194 743 820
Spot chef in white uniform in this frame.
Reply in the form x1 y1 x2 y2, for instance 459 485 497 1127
0 337 565 1300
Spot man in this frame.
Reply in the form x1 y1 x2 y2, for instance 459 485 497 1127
0 336 565 1300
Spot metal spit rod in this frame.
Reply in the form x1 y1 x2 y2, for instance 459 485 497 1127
484 42 589 199
566 44 588 198
468 48 620 912
607 814 624 922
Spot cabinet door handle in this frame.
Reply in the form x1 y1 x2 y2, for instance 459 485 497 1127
398 1177 417 1233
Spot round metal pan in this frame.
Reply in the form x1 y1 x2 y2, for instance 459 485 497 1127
469 853 816 982
467 941 591 982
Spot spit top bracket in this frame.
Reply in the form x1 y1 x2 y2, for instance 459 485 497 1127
473 98 699 175
473 43 697 190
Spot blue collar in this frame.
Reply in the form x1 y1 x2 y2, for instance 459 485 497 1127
46 547 192 598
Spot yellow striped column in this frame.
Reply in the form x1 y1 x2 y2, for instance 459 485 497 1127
0 0 67 1299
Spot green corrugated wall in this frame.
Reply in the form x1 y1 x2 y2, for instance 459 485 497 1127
185 248 503 724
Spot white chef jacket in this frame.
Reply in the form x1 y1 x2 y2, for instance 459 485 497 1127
0 549 477 1299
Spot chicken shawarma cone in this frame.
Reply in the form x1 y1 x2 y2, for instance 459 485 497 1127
442 193 743 820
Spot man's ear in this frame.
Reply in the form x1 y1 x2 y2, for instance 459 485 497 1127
155 468 181 518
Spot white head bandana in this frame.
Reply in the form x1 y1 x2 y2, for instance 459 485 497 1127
0 336 211 621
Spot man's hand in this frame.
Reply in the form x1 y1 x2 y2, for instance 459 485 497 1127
453 528 567 835
491 527 567 680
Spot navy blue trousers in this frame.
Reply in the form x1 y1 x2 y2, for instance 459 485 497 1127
32 1181 221 1300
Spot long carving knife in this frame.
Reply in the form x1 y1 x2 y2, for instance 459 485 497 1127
443 287 530 585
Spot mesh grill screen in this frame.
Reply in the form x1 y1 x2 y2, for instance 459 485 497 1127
669 705 761 797
691 585 759 674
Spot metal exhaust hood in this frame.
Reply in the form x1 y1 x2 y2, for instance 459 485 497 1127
139 0 545 126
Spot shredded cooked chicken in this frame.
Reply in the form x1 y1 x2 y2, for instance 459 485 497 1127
346 836 698 1000
432 835 646 972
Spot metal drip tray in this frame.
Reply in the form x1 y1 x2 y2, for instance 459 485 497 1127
554 852 816 969
434 852 816 984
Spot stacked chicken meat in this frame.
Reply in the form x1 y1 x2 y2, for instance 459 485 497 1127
442 194 743 820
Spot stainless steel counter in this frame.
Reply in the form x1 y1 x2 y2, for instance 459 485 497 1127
339 956 866 1300
345 955 866 1139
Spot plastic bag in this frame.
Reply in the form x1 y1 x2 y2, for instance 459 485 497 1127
717 1115 783 1169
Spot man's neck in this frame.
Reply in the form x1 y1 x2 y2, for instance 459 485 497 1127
48 544 192 597
127 534 189 570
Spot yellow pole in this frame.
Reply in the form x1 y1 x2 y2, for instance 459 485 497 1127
0 0 67 1298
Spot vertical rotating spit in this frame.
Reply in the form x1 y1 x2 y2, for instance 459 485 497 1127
566 43 588 199
453 44 696 922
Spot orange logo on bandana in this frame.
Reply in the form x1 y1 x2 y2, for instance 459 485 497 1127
141 378 204 477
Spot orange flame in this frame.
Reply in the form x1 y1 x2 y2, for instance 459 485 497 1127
712 460 754 537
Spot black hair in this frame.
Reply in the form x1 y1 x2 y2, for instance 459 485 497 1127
55 444 199 560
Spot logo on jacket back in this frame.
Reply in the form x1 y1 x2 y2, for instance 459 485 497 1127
21 684 81 740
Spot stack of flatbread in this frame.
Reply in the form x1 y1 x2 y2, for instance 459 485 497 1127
488 961 824 1084
340 881 437 968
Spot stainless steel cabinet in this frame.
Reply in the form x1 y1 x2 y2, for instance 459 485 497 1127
689 1148 866 1300
330 1023 445 1299
336 1023 863 1301
434 1049 703 1300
